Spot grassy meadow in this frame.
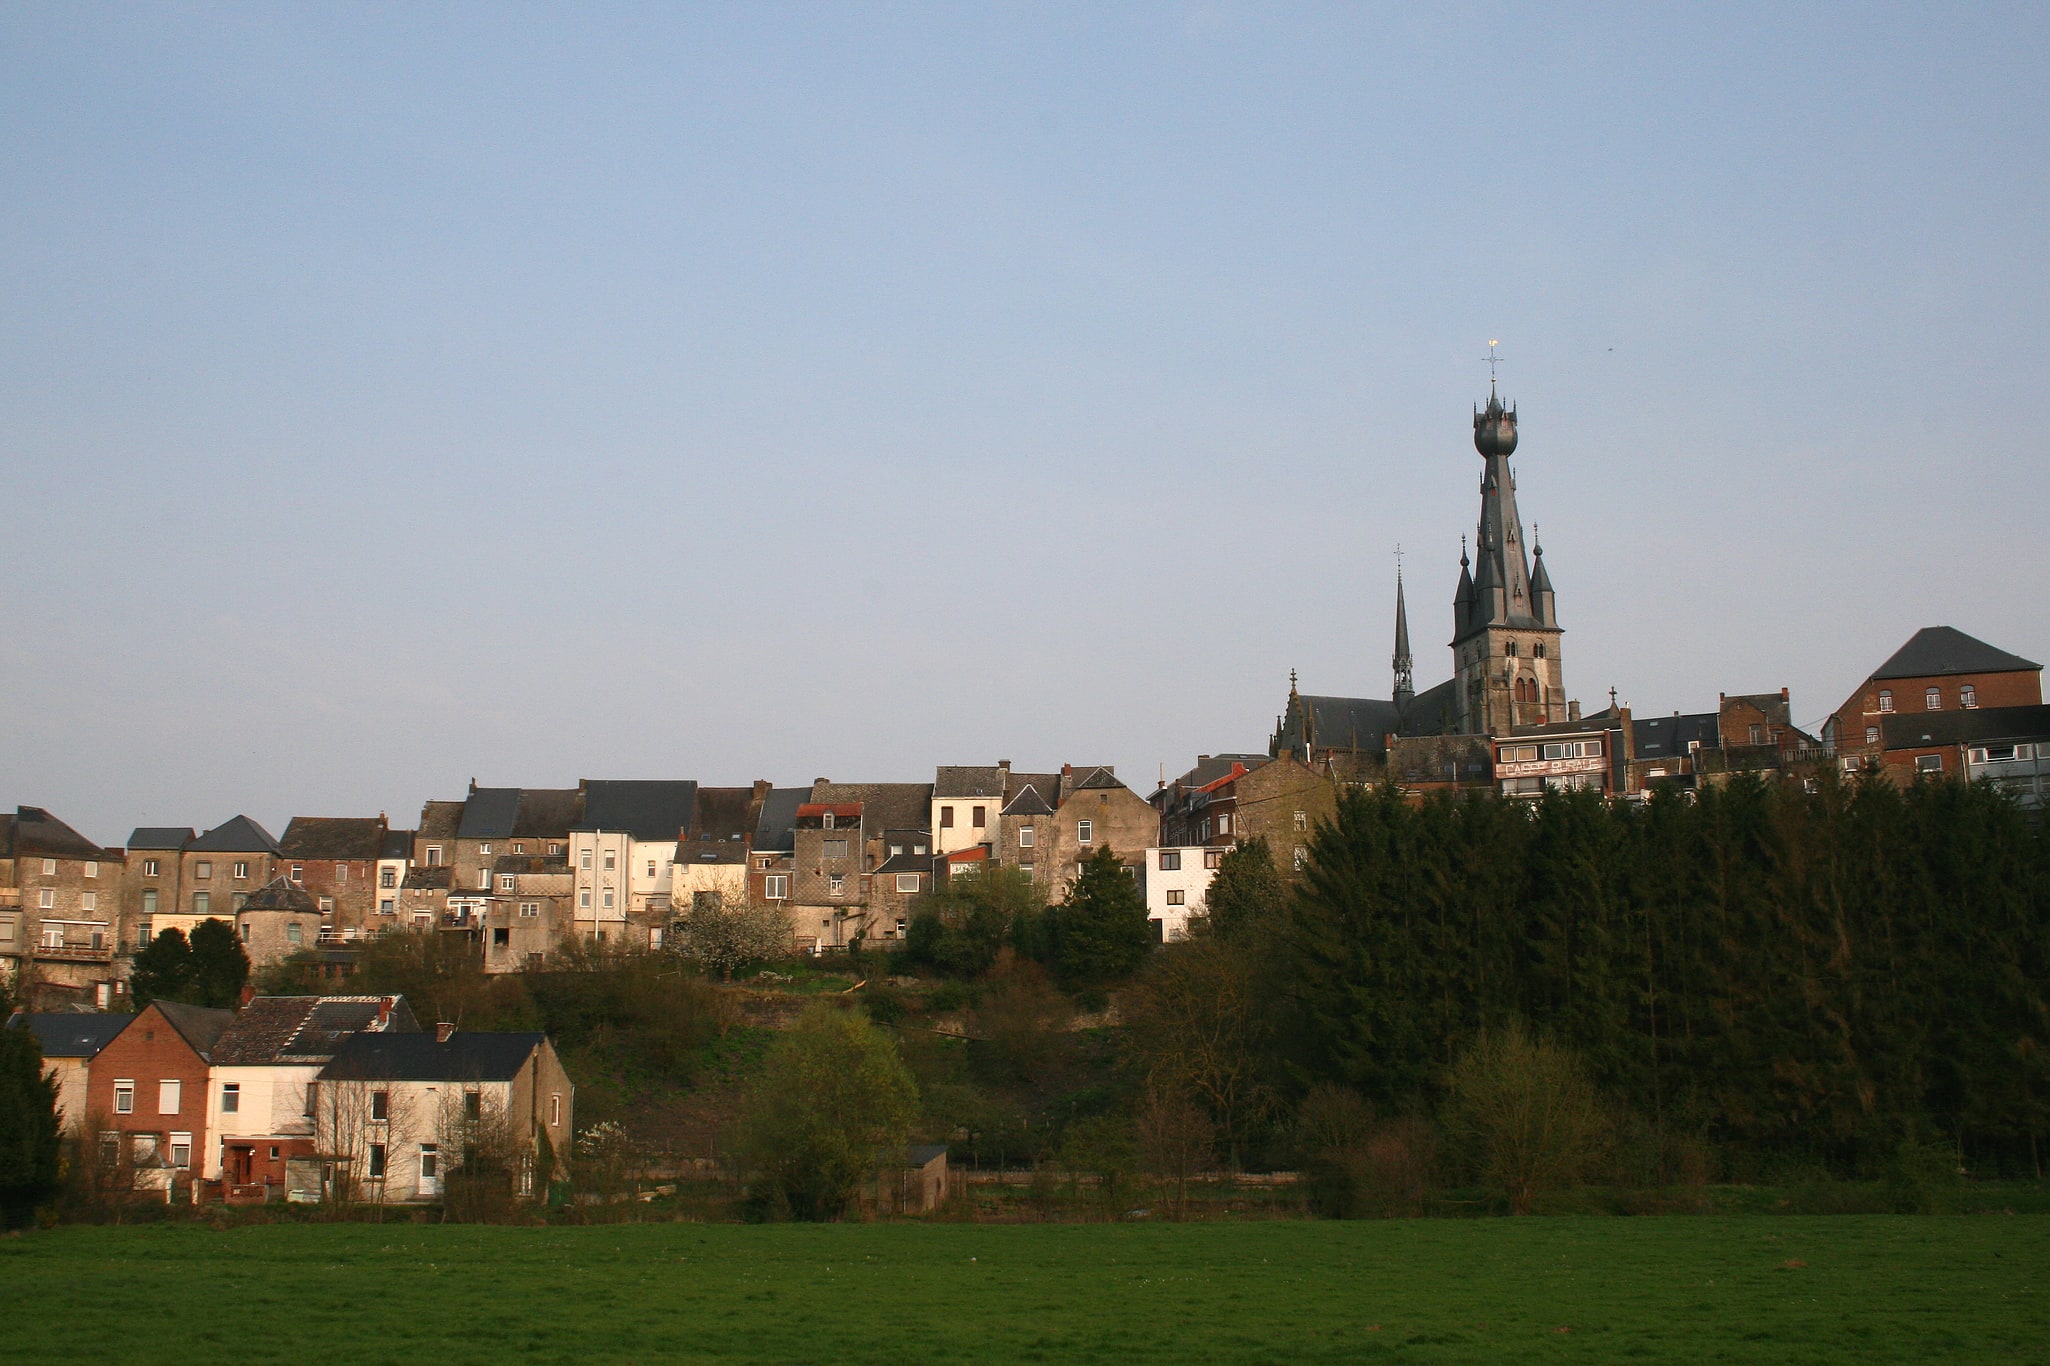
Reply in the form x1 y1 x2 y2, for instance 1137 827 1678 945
6 1216 2046 1363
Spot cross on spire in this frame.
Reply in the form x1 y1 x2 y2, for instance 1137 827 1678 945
1486 339 1502 394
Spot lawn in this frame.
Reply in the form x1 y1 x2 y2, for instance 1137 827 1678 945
5 1216 2045 1363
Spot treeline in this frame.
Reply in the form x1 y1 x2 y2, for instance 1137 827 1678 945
1257 773 2050 1177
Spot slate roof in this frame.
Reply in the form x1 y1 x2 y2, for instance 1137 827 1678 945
1063 766 1123 796
240 877 320 913
876 851 935 874
279 817 387 860
15 1013 128 1059
1723 693 1794 727
814 782 933 834
1630 713 1720 761
1880 704 2050 751
381 828 414 860
1171 755 1270 790
318 1030 546 1083
1295 695 1403 754
417 801 464 841
1396 678 1461 737
753 787 805 854
935 766 1008 799
188 815 281 855
455 788 522 839
681 786 762 864
211 995 421 1066
1871 627 2042 681
127 827 195 852
514 788 583 839
578 780 698 841
999 784 1055 817
149 1000 238 1060
3 807 107 860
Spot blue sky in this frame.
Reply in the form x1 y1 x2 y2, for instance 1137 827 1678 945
5 4 2046 844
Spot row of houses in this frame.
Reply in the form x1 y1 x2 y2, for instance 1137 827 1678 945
13 995 572 1205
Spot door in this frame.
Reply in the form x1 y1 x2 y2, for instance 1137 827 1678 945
418 1144 440 1198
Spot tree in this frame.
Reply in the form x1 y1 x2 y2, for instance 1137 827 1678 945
1048 846 1152 989
0 1017 62 1229
737 1001 918 1220
672 892 792 982
128 928 195 1007
1135 1085 1214 1219
1445 1023 1610 1214
905 865 1042 978
130 920 250 1009
1123 938 1273 1165
1201 837 1286 944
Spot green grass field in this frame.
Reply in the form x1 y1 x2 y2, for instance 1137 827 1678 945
5 1217 2045 1363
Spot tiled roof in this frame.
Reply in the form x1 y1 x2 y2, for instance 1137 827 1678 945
935 766 1008 799
814 783 934 833
3 807 108 861
211 995 421 1066
999 784 1055 817
279 817 387 860
240 877 320 913
417 801 465 841
403 867 454 890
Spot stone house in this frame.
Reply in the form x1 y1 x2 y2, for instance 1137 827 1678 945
1154 755 1270 849
747 788 803 925
789 782 933 950
441 785 582 901
412 800 464 875
235 877 325 969
398 866 454 929
204 994 419 1198
276 816 389 940
670 784 773 932
481 855 573 973
123 826 194 955
312 1026 574 1204
86 1000 236 1200
174 816 281 938
1 806 127 1010
1040 766 1159 894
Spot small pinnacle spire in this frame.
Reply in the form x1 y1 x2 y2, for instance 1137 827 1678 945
1460 533 1469 568
1289 667 1299 697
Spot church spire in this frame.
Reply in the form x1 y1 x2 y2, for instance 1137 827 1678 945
1393 554 1414 708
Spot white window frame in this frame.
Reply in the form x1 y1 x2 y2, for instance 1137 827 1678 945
1076 819 1093 844
113 1081 134 1114
169 1133 192 1169
221 1083 240 1115
499 874 516 892
763 874 789 900
1017 825 1034 848
84 860 98 878
896 873 920 893
159 1079 182 1115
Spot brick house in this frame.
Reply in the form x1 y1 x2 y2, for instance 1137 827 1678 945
87 1000 236 1199
445 785 582 901
788 782 933 950
1 806 127 1010
1824 626 2043 760
1874 703 2050 797
173 816 281 939
276 816 390 941
747 788 803 922
1154 755 1270 849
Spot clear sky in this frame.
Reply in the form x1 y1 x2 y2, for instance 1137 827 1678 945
4 3 2046 846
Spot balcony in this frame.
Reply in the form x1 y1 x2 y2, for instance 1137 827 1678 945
34 942 115 963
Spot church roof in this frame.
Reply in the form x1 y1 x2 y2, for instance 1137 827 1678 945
1869 627 2041 681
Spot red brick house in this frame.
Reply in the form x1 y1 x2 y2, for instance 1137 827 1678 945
1825 626 2043 762
87 1000 235 1200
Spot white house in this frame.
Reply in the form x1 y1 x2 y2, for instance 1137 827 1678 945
1144 846 1218 942
571 780 697 947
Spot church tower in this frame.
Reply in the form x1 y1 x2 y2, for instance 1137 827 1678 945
1451 382 1565 734
1392 565 1414 709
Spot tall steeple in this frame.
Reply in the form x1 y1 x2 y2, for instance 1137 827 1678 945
1392 558 1414 708
1452 347 1565 734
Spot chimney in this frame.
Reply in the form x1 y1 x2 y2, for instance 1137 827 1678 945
435 1022 456 1043
376 996 395 1029
1568 700 1582 722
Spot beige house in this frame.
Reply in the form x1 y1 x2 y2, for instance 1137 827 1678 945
15 1013 127 1130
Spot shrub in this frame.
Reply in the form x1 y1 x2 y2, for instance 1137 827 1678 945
1444 1023 1610 1214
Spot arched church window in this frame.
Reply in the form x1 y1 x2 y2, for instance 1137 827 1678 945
1533 644 1546 659
1504 642 1518 658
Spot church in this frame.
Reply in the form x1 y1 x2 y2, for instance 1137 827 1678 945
1270 378 1576 766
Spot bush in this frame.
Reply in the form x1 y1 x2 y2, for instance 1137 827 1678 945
1444 1023 1610 1214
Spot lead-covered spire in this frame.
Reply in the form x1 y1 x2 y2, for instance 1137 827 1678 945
1393 566 1414 706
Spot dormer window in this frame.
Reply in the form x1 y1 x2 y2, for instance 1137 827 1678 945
823 812 835 830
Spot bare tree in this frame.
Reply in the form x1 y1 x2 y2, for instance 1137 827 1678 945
1123 939 1273 1165
309 1078 419 1215
434 1084 527 1221
1135 1085 1214 1219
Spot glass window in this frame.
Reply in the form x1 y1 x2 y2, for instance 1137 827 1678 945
1961 685 1978 708
896 874 920 893
192 891 210 915
1878 690 1894 713
1926 688 1942 711
1165 889 1185 906
1158 851 1180 871
1018 825 1034 848
1866 726 1880 744
221 1083 240 1115
367 1143 386 1179
158 1079 181 1115
114 1081 134 1114
1077 820 1093 844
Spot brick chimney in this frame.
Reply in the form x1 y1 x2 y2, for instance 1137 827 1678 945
435 1022 456 1043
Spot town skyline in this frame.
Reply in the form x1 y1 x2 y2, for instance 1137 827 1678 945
5 6 2047 844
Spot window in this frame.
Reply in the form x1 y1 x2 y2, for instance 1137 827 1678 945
1749 724 1765 745
1166 889 1185 906
913 843 927 855
233 861 249 880
240 923 251 941
143 858 160 877
580 849 592 869
379 898 395 915
285 923 303 945
335 864 348 884
939 806 955 829
601 889 615 909
317 896 333 913
578 889 591 909
302 1082 318 1117
756 856 771 869
38 888 54 909
1866 726 1881 745
896 874 920 893
0 920 12 944
1159 851 1181 871
195 861 212 879
41 857 57 876
645 860 657 878
520 902 540 918
380 867 397 888
419 1144 438 1182
822 812 836 830
499 874 515 892
426 846 443 866
233 893 250 911
1925 687 1942 711
372 1090 389 1120
972 805 986 828
77 890 98 912
764 875 788 900
139 888 158 917
1962 685 1978 709
549 1094 563 1127
367 1143 386 1179
1534 644 1547 659
828 875 845 897
113 1080 134 1114
290 864 304 882
169 1133 192 1169
1019 863 1034 876
465 1092 482 1121
1293 810 1308 831
1915 754 1944 773
1878 690 1894 713
895 920 908 940
1217 813 1232 835
1505 642 1518 657
513 842 524 854
1018 825 1035 848
1204 850 1222 870
159 1080 182 1115
1293 846 1308 870
549 843 563 857
493 927 510 947
1077 819 1093 844
603 852 615 871
822 838 849 859
480 843 492 857
221 1083 240 1115
84 860 98 878
192 891 210 916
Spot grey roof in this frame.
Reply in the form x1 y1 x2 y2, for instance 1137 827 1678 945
1297 695 1402 753
513 788 583 839
403 867 453 890
1631 713 1720 760
3 807 107 860
15 1012 128 1059
381 828 414 860
935 766 1008 799
578 780 698 841
753 787 805 854
188 815 281 855
318 1030 546 1083
904 1143 950 1166
814 782 933 834
240 877 320 913
999 783 1055 817
211 995 421 1066
148 1000 238 1060
1871 627 2041 682
876 851 934 874
417 801 465 841
1880 704 2050 751
1062 766 1124 797
1723 692 1794 727
127 827 195 852
1395 678 1460 737
1170 755 1270 789
279 817 387 860
456 788 522 839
